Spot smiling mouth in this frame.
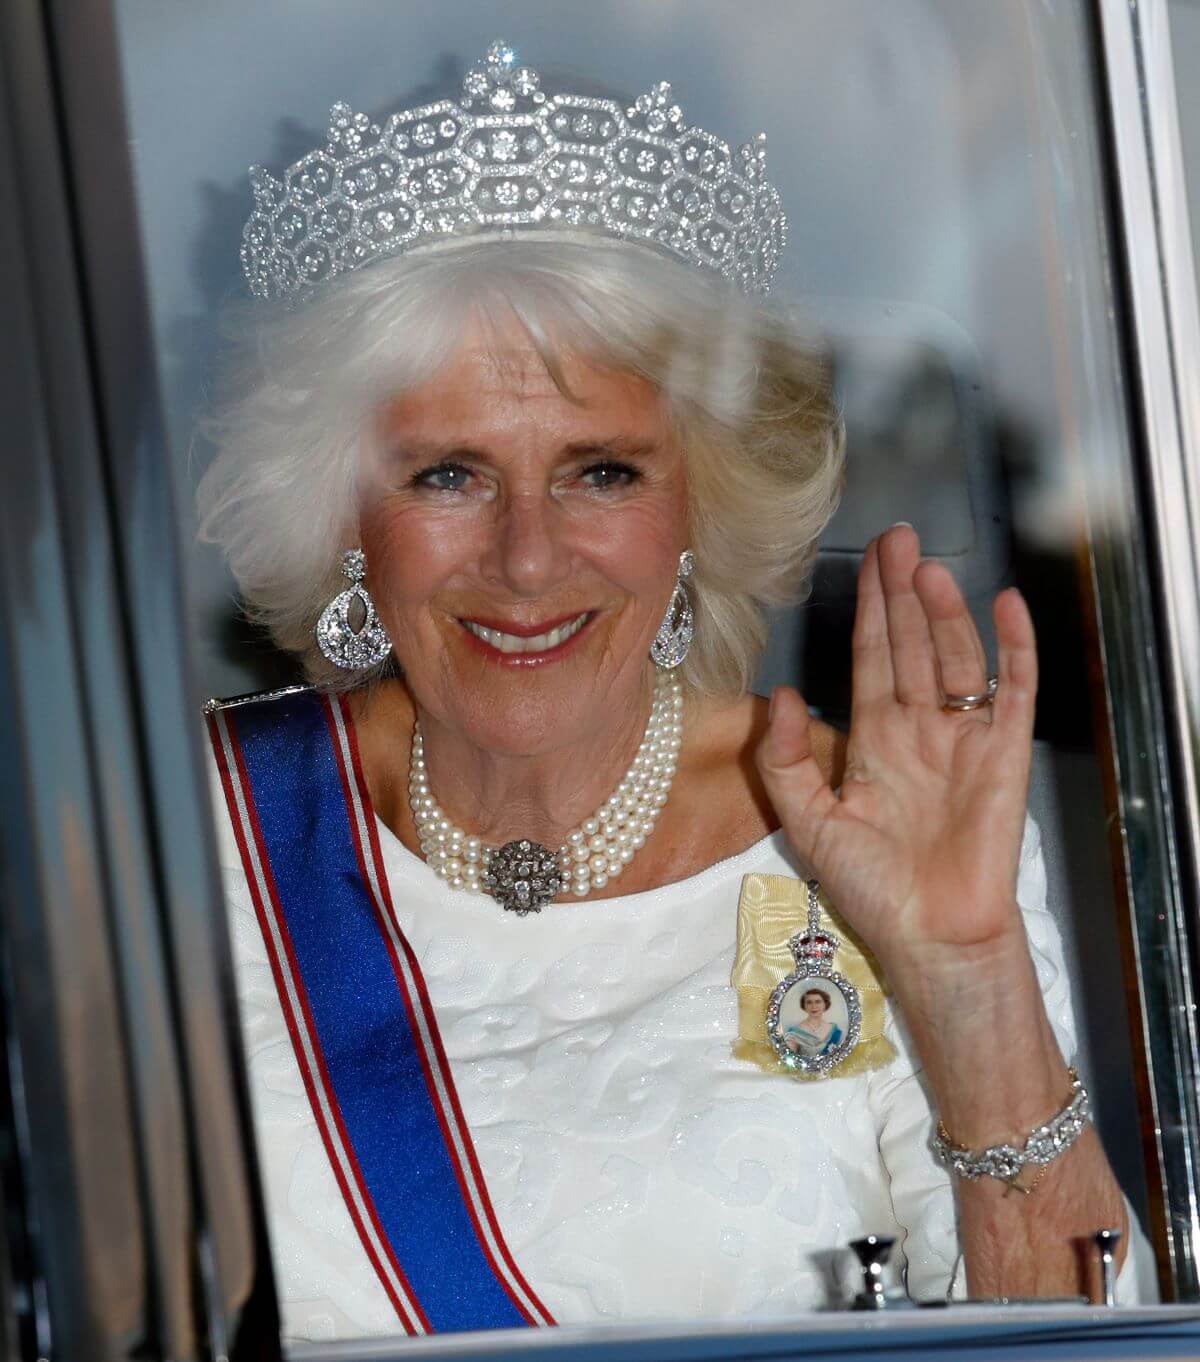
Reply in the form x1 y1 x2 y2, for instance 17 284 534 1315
459 611 592 655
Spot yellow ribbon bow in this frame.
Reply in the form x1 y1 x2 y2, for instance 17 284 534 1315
731 873 897 1079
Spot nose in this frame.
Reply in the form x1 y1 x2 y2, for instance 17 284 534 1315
480 488 572 597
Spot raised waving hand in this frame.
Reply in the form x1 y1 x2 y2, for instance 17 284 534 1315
757 523 1038 976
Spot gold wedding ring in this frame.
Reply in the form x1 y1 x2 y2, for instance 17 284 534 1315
941 674 998 713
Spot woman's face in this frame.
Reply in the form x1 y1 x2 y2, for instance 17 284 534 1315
802 991 828 1018
360 313 689 756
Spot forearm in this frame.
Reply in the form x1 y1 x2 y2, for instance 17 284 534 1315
886 921 1126 1299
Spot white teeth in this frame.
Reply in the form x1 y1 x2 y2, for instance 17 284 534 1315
462 612 589 653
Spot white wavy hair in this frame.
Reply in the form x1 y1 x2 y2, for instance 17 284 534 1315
196 234 845 698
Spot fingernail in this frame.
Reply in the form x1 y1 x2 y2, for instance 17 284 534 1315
768 688 779 723
890 520 914 530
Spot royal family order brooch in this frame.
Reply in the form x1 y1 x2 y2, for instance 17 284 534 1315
765 879 862 1076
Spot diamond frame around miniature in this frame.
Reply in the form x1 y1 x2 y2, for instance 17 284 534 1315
241 38 786 302
765 940 864 1079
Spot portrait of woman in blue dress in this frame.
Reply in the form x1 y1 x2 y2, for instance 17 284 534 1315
782 984 845 1058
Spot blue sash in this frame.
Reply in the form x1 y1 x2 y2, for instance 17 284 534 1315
207 687 554 1334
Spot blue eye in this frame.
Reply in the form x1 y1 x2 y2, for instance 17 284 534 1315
580 460 640 490
412 462 472 492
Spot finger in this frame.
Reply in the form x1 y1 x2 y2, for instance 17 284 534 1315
912 560 989 705
850 539 896 719
991 587 1037 746
877 524 940 706
757 688 838 855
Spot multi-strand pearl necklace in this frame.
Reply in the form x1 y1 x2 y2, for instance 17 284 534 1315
408 672 684 908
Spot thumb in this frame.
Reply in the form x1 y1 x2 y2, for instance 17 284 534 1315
757 687 836 860
759 686 814 770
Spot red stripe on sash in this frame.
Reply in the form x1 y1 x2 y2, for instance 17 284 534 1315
326 696 556 1327
209 710 430 1335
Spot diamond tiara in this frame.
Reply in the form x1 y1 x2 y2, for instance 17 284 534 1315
241 38 787 301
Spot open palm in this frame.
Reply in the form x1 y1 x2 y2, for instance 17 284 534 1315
757 526 1038 968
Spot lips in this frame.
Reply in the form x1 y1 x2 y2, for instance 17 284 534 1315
458 610 592 658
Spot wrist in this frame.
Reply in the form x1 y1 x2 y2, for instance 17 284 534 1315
933 1064 1091 1188
881 917 1072 1144
878 907 1035 1024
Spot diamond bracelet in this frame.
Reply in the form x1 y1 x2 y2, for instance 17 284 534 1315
932 1066 1092 1186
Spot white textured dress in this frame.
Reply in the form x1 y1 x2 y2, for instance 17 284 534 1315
211 774 1155 1344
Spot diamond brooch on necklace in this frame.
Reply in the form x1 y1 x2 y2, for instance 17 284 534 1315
482 841 563 915
408 671 684 912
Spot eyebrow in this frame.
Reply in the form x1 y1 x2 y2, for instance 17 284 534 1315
388 437 663 464
561 439 661 460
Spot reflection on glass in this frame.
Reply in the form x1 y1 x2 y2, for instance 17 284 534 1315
110 0 1178 1342
1170 0 1200 292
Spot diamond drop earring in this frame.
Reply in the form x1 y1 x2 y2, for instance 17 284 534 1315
650 550 695 670
315 549 393 671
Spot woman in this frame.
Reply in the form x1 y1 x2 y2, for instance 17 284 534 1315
784 989 843 1058
200 41 1152 1341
